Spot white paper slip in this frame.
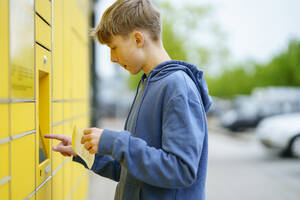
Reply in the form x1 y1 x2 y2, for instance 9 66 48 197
72 126 95 169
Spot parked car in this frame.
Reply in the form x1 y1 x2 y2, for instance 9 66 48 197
219 87 300 132
256 113 300 157
220 95 261 132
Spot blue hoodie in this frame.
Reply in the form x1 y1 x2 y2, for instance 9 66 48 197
73 60 212 200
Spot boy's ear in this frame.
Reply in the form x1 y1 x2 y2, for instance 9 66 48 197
133 31 144 48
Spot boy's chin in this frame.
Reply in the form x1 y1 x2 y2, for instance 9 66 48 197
129 71 137 75
129 69 141 75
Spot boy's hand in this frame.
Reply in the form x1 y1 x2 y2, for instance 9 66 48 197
81 128 104 154
44 134 77 157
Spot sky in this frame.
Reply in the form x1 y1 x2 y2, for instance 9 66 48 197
182 0 300 64
95 0 300 77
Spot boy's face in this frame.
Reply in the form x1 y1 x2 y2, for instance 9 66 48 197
108 32 145 75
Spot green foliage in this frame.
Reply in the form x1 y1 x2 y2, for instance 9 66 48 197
127 71 144 90
207 38 300 98
162 20 188 61
127 0 225 90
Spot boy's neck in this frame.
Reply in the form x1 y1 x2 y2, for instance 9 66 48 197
142 43 171 76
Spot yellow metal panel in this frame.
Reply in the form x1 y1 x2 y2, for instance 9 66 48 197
80 102 85 115
35 0 51 25
52 65 64 100
28 194 35 200
35 14 51 50
0 143 9 179
36 43 51 73
52 125 63 170
37 159 51 186
11 103 35 136
63 160 72 199
0 104 9 139
63 62 72 100
64 121 73 137
11 134 35 200
0 182 9 200
10 0 35 99
53 102 63 124
52 167 63 200
72 102 78 116
71 34 79 100
36 71 52 186
64 102 72 120
53 0 64 100
36 179 51 200
0 0 9 99
63 1 72 100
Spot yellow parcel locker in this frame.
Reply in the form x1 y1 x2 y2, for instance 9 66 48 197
36 43 51 73
0 104 9 139
35 14 51 50
53 102 63 124
0 143 9 180
0 0 9 99
64 102 72 120
62 121 73 199
35 0 52 24
36 69 52 187
52 124 63 171
11 134 35 200
11 103 35 137
52 167 63 200
52 0 64 100
0 182 9 200
10 0 35 99
63 160 73 199
52 60 64 100
36 179 51 200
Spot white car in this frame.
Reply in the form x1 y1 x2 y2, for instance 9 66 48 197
256 113 300 157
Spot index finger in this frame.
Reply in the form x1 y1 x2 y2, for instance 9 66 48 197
44 134 66 142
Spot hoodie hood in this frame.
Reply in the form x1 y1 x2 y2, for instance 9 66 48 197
140 60 212 113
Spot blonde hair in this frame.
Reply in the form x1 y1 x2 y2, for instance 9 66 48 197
91 0 161 44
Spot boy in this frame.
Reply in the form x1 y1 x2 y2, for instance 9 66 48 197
45 0 212 199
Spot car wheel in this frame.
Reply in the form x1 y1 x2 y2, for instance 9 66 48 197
290 135 300 158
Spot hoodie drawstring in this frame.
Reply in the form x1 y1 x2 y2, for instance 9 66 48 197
132 73 152 134
124 77 143 130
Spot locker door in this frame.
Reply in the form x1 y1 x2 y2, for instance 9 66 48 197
9 0 36 199
0 0 9 99
35 1 52 199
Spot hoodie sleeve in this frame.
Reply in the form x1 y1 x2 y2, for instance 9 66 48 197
98 94 206 188
72 154 121 182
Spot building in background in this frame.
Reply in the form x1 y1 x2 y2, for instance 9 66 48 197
93 0 133 121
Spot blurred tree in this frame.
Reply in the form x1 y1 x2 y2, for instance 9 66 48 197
127 0 228 90
207 38 300 98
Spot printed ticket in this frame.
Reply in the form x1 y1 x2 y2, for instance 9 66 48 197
72 126 95 169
